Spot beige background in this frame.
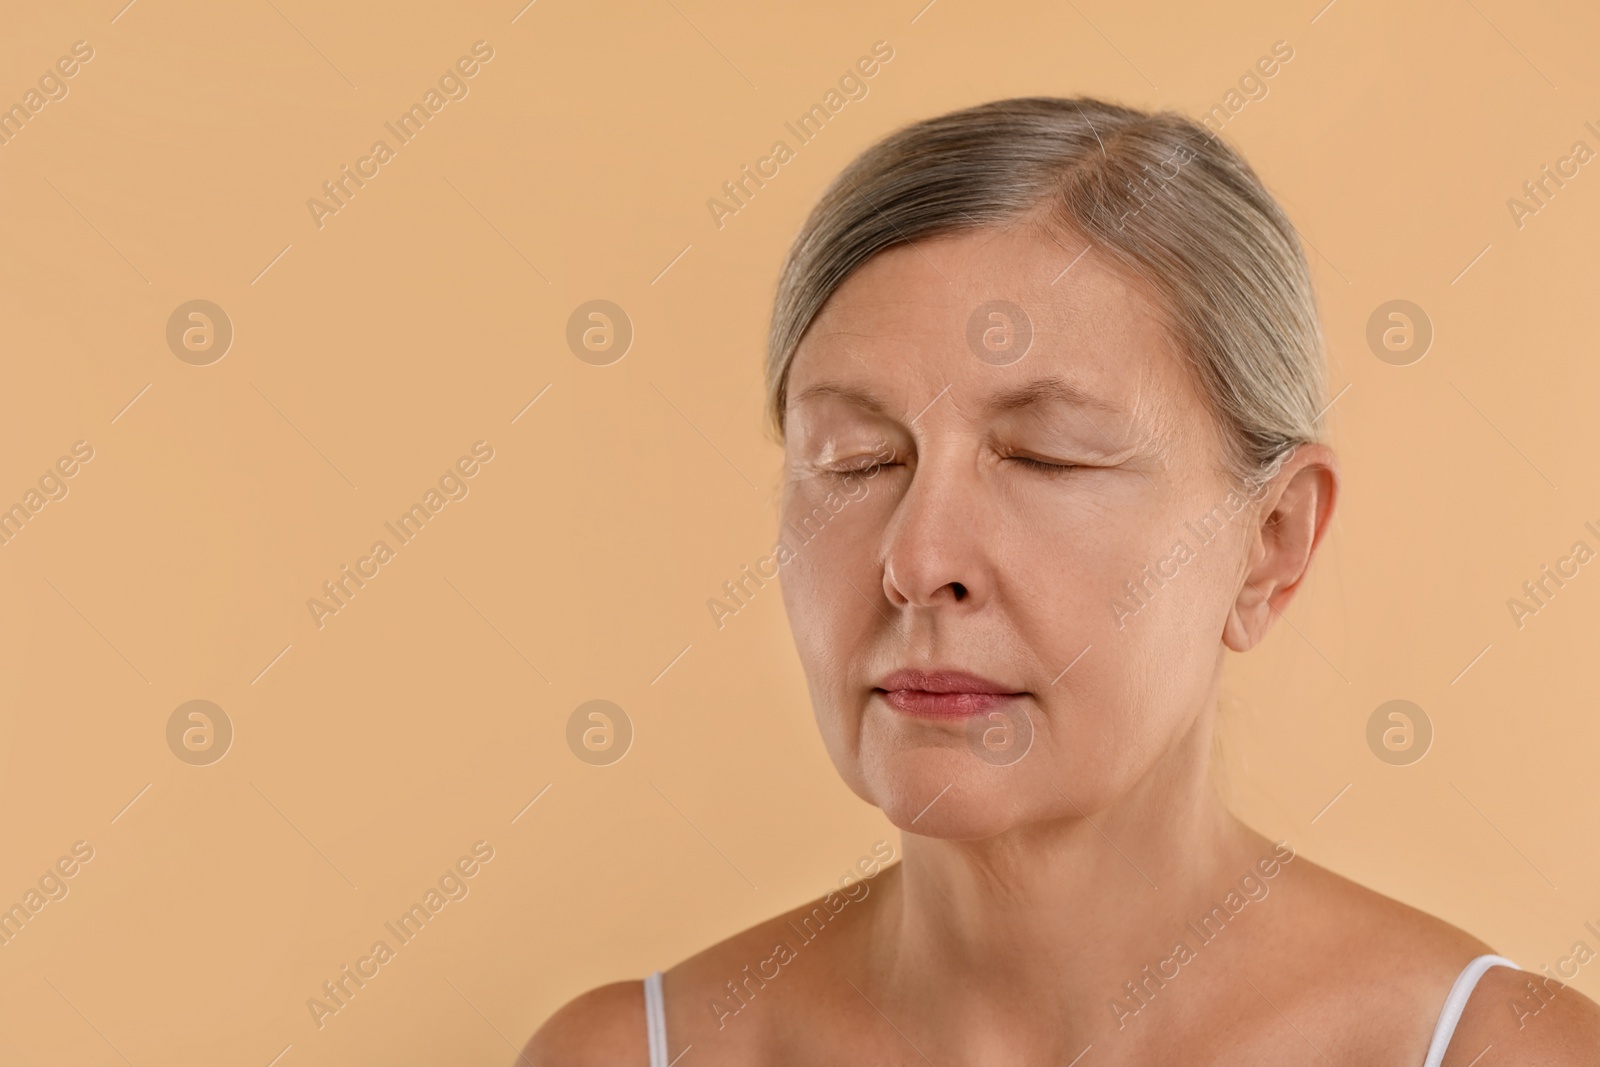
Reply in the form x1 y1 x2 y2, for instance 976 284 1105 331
2 0 1598 1062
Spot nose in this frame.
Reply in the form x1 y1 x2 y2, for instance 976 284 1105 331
880 444 994 611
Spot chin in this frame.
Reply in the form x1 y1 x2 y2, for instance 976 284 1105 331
858 745 1061 840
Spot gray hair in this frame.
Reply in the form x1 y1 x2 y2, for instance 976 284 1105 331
764 96 1325 484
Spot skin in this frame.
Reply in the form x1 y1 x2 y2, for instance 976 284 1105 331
526 221 1600 1064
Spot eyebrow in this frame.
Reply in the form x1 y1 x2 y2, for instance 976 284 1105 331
791 381 891 416
792 375 1122 419
983 376 1123 417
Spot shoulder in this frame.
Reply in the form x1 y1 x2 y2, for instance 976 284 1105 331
1236 845 1504 1057
520 871 891 1065
521 979 645 1067
1440 963 1600 1065
1255 844 1495 983
662 873 887 1055
1264 849 1599 1061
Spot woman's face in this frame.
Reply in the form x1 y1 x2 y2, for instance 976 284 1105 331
779 223 1263 838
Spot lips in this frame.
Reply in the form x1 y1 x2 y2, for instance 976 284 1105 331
873 668 1025 719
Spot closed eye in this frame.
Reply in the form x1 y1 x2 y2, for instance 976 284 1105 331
1006 454 1079 473
819 440 901 478
823 457 900 476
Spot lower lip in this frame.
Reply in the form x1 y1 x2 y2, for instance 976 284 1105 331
876 689 1022 718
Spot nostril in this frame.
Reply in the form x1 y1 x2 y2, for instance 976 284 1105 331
950 581 968 601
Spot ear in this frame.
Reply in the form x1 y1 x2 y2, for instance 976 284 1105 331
1222 444 1339 653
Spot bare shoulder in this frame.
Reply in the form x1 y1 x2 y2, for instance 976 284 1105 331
1258 842 1495 980
1441 965 1600 1065
1267 849 1598 1060
662 871 889 1055
1237 840 1505 1059
521 979 645 1067
522 867 893 1066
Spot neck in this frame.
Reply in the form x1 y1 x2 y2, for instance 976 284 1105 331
868 701 1269 1051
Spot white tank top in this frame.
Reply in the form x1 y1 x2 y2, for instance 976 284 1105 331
642 953 1517 1065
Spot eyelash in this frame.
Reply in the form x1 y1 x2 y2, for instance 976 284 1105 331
1005 454 1079 473
818 444 901 477
821 455 1076 477
824 460 896 477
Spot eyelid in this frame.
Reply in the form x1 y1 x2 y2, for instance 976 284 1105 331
994 438 1074 463
1006 455 1078 472
817 437 899 469
823 454 899 475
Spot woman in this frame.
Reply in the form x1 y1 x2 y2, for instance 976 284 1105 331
527 98 1600 1064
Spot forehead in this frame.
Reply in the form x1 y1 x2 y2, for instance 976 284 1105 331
787 224 1205 427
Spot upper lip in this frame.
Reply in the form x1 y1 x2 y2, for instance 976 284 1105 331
874 668 1022 694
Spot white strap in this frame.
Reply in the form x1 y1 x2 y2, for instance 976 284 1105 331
1421 954 1518 1067
644 971 669 1067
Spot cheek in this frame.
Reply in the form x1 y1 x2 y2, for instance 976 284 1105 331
778 489 871 669
776 483 896 768
1010 488 1177 647
1017 493 1241 797
779 544 875 796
